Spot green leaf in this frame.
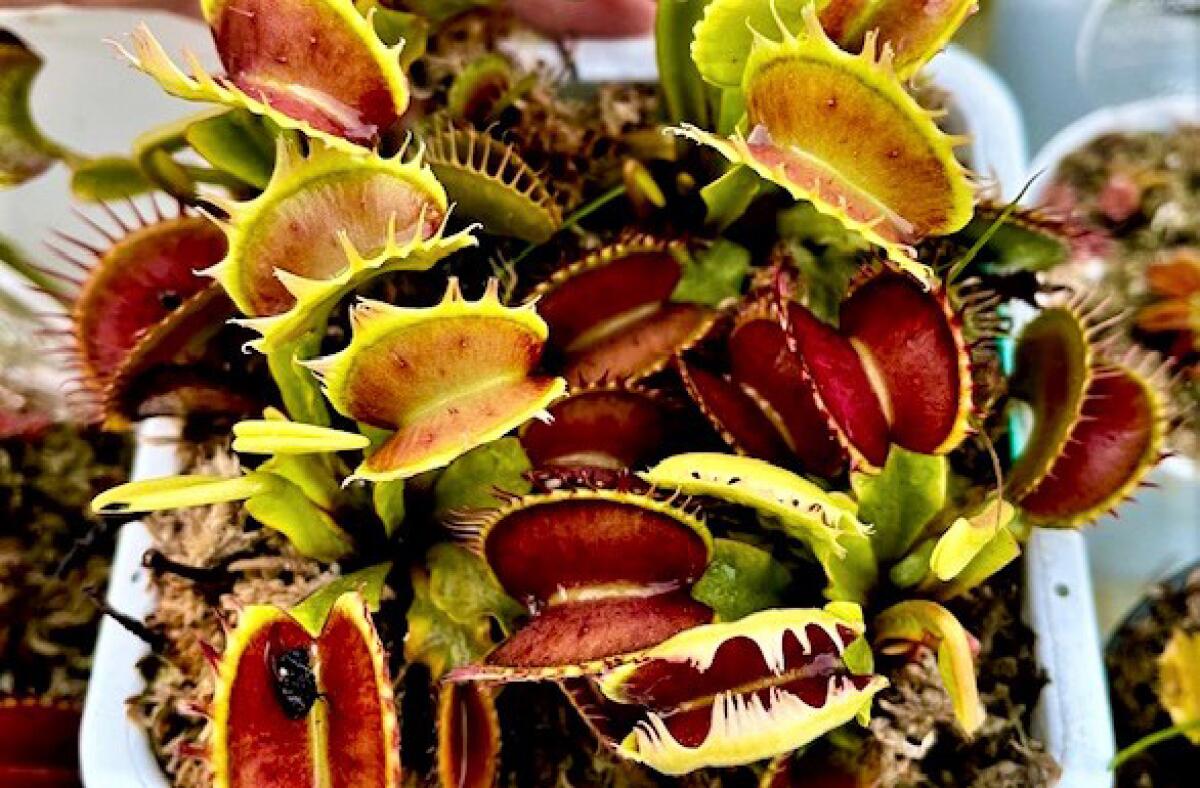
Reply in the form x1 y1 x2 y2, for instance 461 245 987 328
811 528 877 605
232 417 368 455
69 156 154 201
91 469 352 562
842 635 875 676
91 473 278 514
931 525 1021 601
672 238 751 307
1154 628 1200 747
888 538 934 589
852 447 947 562
950 205 1069 276
373 480 406 538
260 452 340 511
405 569 493 679
131 114 199 200
0 31 63 188
874 600 986 736
777 202 869 323
242 477 353 562
185 109 275 190
692 538 791 621
929 498 1016 582
656 0 714 126
643 453 876 603
434 437 532 516
714 86 746 136
427 543 524 636
700 165 759 230
291 563 391 633
266 333 332 427
777 201 872 253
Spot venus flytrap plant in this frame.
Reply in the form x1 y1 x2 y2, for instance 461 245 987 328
0 0 1174 785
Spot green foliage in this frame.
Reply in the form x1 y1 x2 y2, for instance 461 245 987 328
427 543 524 636
266 334 332 427
700 165 759 230
672 238 751 307
292 563 391 632
692 538 791 621
930 525 1021 601
186 109 275 190
356 0 429 66
811 528 878 605
929 498 1016 582
91 466 352 562
777 202 870 322
874 600 986 736
372 481 406 538
852 447 948 563
888 538 935 589
404 543 523 681
951 204 1069 276
656 0 716 126
401 0 498 25
433 438 532 516
404 569 493 679
69 156 154 201
690 0 817 87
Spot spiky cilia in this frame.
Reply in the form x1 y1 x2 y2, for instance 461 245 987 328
28 1 1172 786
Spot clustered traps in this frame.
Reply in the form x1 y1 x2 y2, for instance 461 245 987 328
0 1 1185 786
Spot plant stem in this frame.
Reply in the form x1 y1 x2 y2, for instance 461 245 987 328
946 176 1037 284
560 183 627 233
1110 719 1200 771
508 183 627 271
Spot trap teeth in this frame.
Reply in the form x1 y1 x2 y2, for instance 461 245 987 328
596 608 885 775
1009 301 1171 526
122 0 410 152
309 278 565 482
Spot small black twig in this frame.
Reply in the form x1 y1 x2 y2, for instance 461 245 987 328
85 586 165 653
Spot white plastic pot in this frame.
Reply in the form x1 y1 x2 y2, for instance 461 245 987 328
1026 95 1200 641
0 8 1112 786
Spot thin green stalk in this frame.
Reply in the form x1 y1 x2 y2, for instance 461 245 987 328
560 183 627 233
946 176 1037 284
1110 719 1200 771
508 183 627 271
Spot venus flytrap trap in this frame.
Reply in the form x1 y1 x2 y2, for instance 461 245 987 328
210 591 400 788
422 122 562 244
0 0 1179 785
120 0 410 153
531 234 724 386
1007 294 1172 526
679 3 974 284
596 606 888 775
305 277 566 482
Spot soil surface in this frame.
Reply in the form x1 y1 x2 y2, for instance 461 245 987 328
1108 565 1200 787
0 425 128 699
